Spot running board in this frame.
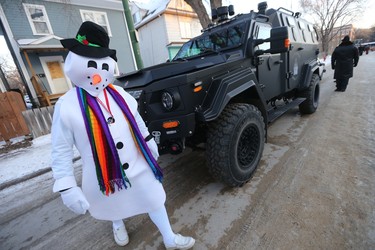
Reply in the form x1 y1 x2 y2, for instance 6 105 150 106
267 98 306 123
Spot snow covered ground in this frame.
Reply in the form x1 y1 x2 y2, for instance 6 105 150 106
0 134 79 185
0 133 190 187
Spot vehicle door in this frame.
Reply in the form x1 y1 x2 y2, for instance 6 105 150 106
282 15 305 90
254 22 284 101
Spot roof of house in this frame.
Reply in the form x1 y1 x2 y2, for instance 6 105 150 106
132 0 171 28
17 35 64 51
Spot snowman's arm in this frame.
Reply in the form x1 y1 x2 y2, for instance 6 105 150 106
51 100 78 192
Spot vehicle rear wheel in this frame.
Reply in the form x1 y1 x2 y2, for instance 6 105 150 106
206 103 265 187
299 74 320 114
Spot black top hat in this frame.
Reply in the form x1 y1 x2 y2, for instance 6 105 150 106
60 21 117 61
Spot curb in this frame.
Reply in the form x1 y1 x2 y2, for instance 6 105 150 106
0 156 81 191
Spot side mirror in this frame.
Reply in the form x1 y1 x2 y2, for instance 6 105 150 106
268 26 290 54
246 39 263 57
248 26 290 57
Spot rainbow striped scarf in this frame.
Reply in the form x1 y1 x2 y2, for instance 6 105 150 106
76 84 163 196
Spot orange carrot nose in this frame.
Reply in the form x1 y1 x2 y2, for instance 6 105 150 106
92 74 102 85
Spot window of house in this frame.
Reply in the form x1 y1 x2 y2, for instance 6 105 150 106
23 3 53 35
180 21 192 39
80 10 112 36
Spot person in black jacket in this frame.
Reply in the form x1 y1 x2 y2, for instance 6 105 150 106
331 35 359 92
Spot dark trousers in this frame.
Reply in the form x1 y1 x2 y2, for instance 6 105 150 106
336 78 349 91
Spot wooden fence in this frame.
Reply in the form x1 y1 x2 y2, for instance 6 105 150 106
0 91 56 142
22 106 54 139
0 92 30 142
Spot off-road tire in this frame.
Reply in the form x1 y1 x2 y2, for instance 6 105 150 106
299 74 320 114
206 103 265 187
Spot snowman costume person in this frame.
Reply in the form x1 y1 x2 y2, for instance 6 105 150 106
51 21 195 249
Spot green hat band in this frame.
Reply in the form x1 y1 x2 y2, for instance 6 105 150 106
76 34 100 47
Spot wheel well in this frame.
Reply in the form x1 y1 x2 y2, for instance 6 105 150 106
228 86 268 129
314 68 320 75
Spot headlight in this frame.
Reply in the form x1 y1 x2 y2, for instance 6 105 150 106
127 90 143 99
161 91 174 110
161 89 181 111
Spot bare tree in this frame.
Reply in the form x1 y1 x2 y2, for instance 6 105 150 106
210 0 222 9
370 26 375 41
0 55 23 91
299 0 366 54
184 0 222 28
355 28 372 42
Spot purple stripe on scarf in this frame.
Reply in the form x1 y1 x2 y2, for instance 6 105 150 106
76 88 105 190
77 87 128 194
107 86 163 179
76 85 162 196
85 93 124 184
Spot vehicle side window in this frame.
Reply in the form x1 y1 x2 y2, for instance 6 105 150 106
307 24 315 42
313 26 319 41
255 24 272 51
286 16 297 41
298 21 307 42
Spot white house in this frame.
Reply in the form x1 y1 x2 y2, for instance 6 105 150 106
130 0 202 67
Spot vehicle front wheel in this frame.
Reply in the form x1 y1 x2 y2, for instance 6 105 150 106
206 103 265 187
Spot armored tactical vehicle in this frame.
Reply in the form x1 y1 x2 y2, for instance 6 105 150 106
116 2 325 187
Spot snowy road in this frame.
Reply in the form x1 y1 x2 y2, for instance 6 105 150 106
1 53 374 250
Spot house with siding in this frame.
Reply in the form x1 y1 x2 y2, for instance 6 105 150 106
0 0 136 107
328 24 355 54
130 0 202 67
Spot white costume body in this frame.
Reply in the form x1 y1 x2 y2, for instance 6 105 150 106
51 53 166 221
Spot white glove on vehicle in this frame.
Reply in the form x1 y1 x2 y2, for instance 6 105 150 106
60 186 90 215
147 139 159 160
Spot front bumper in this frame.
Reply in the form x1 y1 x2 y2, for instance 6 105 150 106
147 113 196 150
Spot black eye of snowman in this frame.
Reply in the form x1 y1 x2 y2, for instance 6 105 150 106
88 60 97 68
102 63 109 71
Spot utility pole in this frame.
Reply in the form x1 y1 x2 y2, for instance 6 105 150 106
122 0 144 69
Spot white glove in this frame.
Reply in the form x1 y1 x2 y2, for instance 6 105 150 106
147 139 159 160
60 186 90 215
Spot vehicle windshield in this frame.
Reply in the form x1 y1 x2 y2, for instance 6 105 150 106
173 23 246 60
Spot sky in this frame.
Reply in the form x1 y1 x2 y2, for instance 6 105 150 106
0 36 10 57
